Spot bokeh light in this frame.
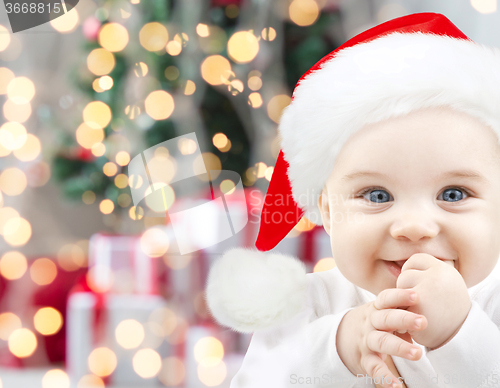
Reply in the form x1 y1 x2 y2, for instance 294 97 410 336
264 166 274 181
86 265 113 293
115 151 130 166
117 193 131 207
57 243 86 271
227 31 259 63
133 349 162 378
91 142 106 156
0 26 11 52
0 312 22 340
129 172 147 189
77 375 105 388
115 319 145 349
248 76 262 91
220 179 235 195
294 216 316 232
8 328 37 358
7 76 35 104
212 133 228 149
0 122 27 150
194 337 224 366
146 153 176 184
34 307 63 336
166 40 182 56
88 347 117 377
184 80 196 95
193 152 221 181
200 55 232 85
313 257 337 273
99 199 115 214
129 206 144 220
3 217 32 246
98 76 113 91
139 22 169 51
164 66 179 80
50 7 79 33
13 134 41 161
0 207 19 235
178 137 197 155
0 68 15 93
83 101 112 129
229 79 244 95
144 183 175 212
103 162 118 177
82 191 96 205
0 167 27 196
76 123 105 149
174 32 189 46
0 251 28 280
197 360 227 386
125 104 141 119
145 90 175 120
87 48 115 76
30 258 58 286
248 92 263 108
98 23 129 52
42 369 70 388
134 62 148 77
261 27 277 41
158 357 185 386
289 0 320 26
255 162 267 178
3 99 31 123
267 94 292 123
196 23 209 37
471 0 497 13
140 227 169 257
114 174 128 189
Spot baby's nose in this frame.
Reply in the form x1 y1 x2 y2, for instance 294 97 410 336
390 213 439 241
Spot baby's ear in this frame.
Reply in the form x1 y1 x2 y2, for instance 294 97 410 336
317 187 331 236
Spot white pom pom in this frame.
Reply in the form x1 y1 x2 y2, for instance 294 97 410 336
205 248 308 333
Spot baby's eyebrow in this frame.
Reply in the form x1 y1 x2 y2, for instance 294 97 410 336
341 171 389 182
341 169 489 183
438 170 488 182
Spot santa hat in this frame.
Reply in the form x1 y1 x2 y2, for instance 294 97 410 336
206 13 500 332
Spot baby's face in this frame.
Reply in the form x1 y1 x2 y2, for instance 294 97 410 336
318 107 500 295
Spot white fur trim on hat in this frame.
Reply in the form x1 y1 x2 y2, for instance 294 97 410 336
279 32 500 225
205 248 307 333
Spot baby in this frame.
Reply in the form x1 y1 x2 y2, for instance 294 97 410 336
206 13 500 388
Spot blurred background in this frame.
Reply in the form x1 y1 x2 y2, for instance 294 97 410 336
0 0 499 387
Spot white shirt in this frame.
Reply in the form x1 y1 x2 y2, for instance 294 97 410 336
230 264 500 388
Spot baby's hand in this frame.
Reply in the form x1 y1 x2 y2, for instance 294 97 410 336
397 253 471 349
337 288 427 388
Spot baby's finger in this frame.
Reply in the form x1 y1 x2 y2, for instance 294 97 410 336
374 288 418 310
366 330 422 361
371 309 426 333
362 353 402 388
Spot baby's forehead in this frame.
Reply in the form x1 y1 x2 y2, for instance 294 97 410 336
355 107 500 148
334 106 500 175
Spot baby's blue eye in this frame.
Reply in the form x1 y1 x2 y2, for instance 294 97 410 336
361 188 392 203
440 188 465 202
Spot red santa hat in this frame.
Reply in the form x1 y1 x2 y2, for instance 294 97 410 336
206 13 500 332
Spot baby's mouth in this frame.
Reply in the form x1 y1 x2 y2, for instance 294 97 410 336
391 257 455 269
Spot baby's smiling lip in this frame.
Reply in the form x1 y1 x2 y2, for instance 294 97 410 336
390 255 455 268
